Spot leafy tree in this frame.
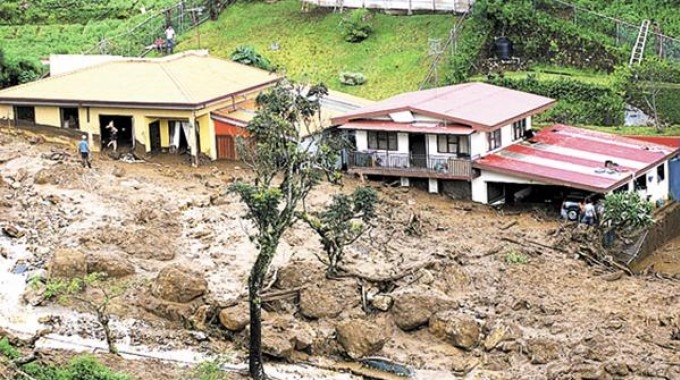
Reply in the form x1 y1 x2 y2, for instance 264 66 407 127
230 79 339 380
340 8 373 43
0 48 40 89
602 192 653 231
299 187 378 277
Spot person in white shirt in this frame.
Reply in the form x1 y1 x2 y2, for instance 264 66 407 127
582 199 597 226
165 25 175 54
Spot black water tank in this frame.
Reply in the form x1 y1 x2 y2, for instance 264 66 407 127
495 36 513 60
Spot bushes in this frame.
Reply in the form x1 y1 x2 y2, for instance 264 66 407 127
340 8 373 43
444 13 492 84
486 74 624 125
339 71 367 86
621 60 680 126
230 45 272 71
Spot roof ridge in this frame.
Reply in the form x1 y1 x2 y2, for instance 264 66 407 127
159 61 195 104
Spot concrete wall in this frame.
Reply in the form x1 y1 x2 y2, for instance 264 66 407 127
442 180 471 199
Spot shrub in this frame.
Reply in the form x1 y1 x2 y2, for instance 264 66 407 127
339 71 367 86
189 357 232 380
486 74 625 125
505 250 529 265
230 45 272 71
340 8 373 43
602 192 653 231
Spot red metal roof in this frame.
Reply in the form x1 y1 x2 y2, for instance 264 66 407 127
337 120 474 135
473 124 680 193
332 82 556 131
625 135 680 148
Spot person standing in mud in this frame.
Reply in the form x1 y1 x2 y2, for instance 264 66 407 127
105 121 118 152
78 135 92 168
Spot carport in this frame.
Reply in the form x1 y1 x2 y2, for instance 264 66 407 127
471 125 679 205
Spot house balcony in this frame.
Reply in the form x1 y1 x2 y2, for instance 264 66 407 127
347 151 473 180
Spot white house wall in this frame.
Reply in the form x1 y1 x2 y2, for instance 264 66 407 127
471 170 536 204
632 162 669 203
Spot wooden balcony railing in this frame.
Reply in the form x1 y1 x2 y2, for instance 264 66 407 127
348 151 472 178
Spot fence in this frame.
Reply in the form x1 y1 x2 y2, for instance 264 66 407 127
301 0 473 14
83 0 225 57
534 0 680 62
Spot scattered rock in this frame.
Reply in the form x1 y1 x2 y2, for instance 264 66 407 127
466 370 512 380
258 316 316 359
139 294 196 322
605 361 629 377
451 356 480 373
336 317 392 359
429 311 480 350
219 303 250 332
22 284 47 306
276 260 325 289
28 135 45 144
86 252 135 278
48 248 87 279
2 224 25 239
210 193 230 206
571 363 607 379
299 279 358 319
112 167 126 178
204 178 223 189
527 338 561 365
151 264 208 303
391 286 457 331
483 321 522 351
371 295 393 312
34 169 54 185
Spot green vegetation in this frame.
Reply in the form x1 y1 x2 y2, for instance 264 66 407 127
189 357 232 380
340 8 374 43
231 46 272 71
0 338 130 380
603 192 654 232
178 0 453 99
505 250 529 265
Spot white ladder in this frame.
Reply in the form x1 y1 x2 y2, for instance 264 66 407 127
629 19 650 66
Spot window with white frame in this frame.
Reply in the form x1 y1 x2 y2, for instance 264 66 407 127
437 135 458 154
367 131 398 151
512 119 526 141
488 129 501 151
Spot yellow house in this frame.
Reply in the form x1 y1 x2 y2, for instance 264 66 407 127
0 50 278 161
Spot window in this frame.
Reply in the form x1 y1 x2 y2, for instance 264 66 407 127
14 106 35 124
613 183 629 193
367 131 398 151
634 174 647 191
60 107 79 129
657 164 665 182
488 129 501 151
512 119 526 141
437 135 459 154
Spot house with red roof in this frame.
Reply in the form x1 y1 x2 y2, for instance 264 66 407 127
333 83 679 205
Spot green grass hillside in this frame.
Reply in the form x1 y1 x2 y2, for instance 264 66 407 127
178 0 454 100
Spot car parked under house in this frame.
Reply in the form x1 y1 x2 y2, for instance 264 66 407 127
333 82 679 205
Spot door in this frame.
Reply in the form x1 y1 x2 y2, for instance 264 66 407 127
216 135 237 160
149 121 161 152
409 134 427 168
670 158 680 200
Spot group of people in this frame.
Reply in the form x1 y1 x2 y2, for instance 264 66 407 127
579 198 599 226
154 25 176 54
77 121 119 169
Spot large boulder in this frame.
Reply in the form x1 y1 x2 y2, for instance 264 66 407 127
86 252 135 278
429 311 480 350
336 317 392 359
299 279 358 319
219 303 250 332
391 286 458 331
483 321 522 351
257 316 316 359
48 249 87 279
151 264 208 303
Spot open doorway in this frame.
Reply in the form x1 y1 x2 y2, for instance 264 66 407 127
409 134 427 168
99 115 133 151
168 120 190 154
60 107 79 129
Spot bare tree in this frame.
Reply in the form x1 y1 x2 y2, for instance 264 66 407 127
230 79 339 380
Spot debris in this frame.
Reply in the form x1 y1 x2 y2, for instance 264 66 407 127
2 224 25 238
391 286 458 331
499 220 518 230
151 264 208 303
48 248 87 279
370 295 393 312
336 317 392 359
219 303 250 332
429 311 480 350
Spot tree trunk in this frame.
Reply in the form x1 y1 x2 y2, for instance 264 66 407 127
249 241 276 380
99 313 118 355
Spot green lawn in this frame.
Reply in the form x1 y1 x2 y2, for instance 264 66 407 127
471 64 615 86
177 0 455 100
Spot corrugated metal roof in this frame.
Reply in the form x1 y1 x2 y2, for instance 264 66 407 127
332 82 556 130
338 120 474 135
626 135 680 148
473 124 680 193
0 51 279 109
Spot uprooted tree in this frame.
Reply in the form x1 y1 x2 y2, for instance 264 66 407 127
299 187 378 277
230 79 342 380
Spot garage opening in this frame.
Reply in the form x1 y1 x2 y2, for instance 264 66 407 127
99 115 133 151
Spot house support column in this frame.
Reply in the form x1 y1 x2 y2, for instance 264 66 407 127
189 113 198 167
400 177 410 187
428 178 439 194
